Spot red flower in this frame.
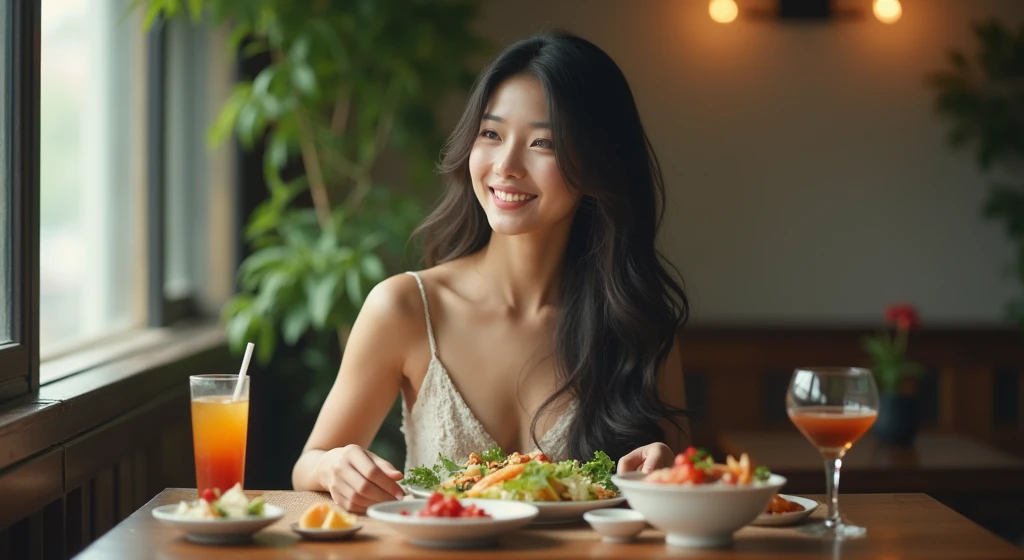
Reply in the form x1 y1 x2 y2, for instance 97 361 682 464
885 303 920 331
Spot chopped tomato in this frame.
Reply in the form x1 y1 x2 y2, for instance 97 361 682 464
199 488 217 503
418 492 491 518
533 453 551 463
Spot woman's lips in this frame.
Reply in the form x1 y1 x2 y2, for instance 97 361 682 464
490 187 536 210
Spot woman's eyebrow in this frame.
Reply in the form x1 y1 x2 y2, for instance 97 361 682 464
482 113 551 129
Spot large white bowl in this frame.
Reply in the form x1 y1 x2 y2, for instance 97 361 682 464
611 472 787 548
367 498 539 548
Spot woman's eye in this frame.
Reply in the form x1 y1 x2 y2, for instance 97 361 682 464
479 129 500 140
532 138 554 149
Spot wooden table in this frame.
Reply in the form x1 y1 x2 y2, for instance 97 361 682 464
74 489 1024 559
717 431 1024 494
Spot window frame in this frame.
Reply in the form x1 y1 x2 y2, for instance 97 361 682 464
0 0 41 402
17 1 234 392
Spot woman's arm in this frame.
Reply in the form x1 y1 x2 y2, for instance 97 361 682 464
616 333 689 473
291 275 421 510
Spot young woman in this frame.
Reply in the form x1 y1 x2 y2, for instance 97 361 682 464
292 31 690 513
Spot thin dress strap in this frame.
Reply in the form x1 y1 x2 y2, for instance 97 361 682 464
404 271 438 358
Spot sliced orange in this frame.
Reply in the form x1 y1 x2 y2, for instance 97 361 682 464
299 503 331 529
322 508 355 529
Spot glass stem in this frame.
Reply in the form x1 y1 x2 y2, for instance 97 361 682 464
824 456 842 528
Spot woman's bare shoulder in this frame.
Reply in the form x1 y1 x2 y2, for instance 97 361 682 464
358 272 426 330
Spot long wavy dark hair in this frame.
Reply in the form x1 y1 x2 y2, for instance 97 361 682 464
412 31 689 463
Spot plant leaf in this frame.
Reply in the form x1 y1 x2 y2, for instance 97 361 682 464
306 273 342 329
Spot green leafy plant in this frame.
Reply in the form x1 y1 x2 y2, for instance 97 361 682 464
928 19 1024 327
135 0 486 388
863 303 925 395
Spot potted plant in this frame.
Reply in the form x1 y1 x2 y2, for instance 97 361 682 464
927 19 1024 329
136 0 487 477
863 303 925 446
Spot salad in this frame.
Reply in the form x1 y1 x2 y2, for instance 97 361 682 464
404 448 618 502
173 483 265 519
644 447 771 486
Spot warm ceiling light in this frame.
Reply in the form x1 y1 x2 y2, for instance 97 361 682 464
709 0 739 24
873 0 902 24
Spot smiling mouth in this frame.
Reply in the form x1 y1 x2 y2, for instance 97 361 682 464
490 187 537 203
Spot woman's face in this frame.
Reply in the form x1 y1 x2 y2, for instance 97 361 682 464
469 75 580 237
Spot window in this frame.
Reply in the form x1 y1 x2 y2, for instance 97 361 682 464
38 0 147 357
163 20 237 323
1 0 10 345
0 0 40 401
4 0 236 396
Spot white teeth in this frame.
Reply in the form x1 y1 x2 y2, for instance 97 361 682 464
494 189 534 203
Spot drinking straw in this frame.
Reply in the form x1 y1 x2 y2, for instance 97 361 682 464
232 342 254 402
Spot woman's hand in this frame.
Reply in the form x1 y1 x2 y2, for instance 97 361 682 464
317 444 405 513
617 442 674 474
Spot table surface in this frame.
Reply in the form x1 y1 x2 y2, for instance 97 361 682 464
74 488 1024 559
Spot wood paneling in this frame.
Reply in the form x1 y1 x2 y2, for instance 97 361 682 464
0 331 225 559
677 327 1024 456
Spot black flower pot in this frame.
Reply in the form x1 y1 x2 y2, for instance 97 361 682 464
872 394 919 446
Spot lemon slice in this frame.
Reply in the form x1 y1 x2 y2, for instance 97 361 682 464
322 508 356 529
299 503 356 530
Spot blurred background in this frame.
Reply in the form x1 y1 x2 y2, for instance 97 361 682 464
6 0 1024 556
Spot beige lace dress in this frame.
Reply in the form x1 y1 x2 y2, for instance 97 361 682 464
400 271 577 472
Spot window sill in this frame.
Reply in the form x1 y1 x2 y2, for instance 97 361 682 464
0 320 232 473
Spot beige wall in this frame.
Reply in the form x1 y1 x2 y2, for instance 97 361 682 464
476 0 1024 326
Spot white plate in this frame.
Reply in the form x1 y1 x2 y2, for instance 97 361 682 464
290 522 363 541
151 504 285 544
752 494 820 527
401 485 624 523
367 498 538 548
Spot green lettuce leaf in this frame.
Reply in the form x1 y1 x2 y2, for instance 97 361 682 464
480 446 506 463
404 465 441 489
581 450 616 491
502 461 555 494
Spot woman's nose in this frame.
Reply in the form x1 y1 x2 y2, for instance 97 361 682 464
493 144 526 179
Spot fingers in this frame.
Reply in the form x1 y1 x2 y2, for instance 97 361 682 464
347 448 406 501
342 463 404 505
321 445 405 513
617 448 644 474
642 443 673 473
371 454 405 481
331 479 380 513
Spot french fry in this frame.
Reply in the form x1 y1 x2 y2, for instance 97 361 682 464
738 453 752 485
466 463 527 497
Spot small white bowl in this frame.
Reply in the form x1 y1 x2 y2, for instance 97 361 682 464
290 522 363 541
583 508 647 542
612 472 787 548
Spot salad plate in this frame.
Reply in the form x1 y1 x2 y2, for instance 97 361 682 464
403 448 621 523
401 484 623 522
152 484 284 544
152 505 285 544
367 497 538 548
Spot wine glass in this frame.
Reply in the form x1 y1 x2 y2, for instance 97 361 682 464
786 367 879 539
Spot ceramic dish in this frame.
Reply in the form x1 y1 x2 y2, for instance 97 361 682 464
151 504 285 544
752 494 820 527
367 498 538 548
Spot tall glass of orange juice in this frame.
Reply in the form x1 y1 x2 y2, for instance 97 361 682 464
189 374 250 496
787 367 879 540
